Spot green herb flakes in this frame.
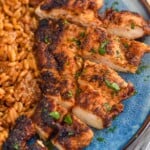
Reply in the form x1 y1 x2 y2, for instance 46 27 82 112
13 143 19 150
105 80 120 91
75 71 81 79
99 47 106 55
136 65 150 74
97 137 105 142
90 48 97 54
71 38 81 47
107 126 117 133
49 111 60 120
76 88 82 96
99 40 109 55
67 90 73 98
111 1 119 11
44 141 55 150
103 103 112 112
133 90 138 95
123 43 129 49
64 114 72 125
79 32 86 38
68 131 75 136
44 36 51 44
131 22 135 29
63 19 69 25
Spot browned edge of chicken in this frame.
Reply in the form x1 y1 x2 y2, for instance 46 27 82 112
101 9 150 39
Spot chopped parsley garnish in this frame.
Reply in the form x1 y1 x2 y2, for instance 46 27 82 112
75 71 82 79
131 22 135 29
136 65 150 74
68 131 75 136
44 36 52 44
44 36 49 43
111 1 119 11
97 137 105 142
67 90 73 98
90 48 97 54
113 116 118 120
123 43 129 49
13 143 19 150
79 32 86 38
99 48 106 55
76 88 82 96
112 1 119 5
105 80 120 91
49 111 60 120
103 103 112 112
64 114 72 125
63 19 69 25
107 126 117 133
44 141 55 150
71 38 81 47
98 40 109 55
133 90 138 95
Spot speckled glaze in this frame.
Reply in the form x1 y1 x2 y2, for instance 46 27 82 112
85 0 150 150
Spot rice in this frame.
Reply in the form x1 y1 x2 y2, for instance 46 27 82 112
0 0 40 148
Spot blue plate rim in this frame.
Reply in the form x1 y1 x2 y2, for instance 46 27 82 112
123 113 150 149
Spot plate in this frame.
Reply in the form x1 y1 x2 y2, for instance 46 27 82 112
85 0 150 150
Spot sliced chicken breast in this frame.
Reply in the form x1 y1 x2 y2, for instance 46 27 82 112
102 9 150 39
35 0 103 27
35 19 85 109
35 0 150 39
52 114 93 150
73 61 134 129
3 116 36 150
32 97 67 140
82 26 150 73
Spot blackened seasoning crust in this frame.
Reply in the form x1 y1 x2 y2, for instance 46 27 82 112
52 115 93 150
40 0 103 11
41 71 58 84
32 96 67 140
3 116 36 150
54 52 67 71
35 19 65 70
41 0 68 10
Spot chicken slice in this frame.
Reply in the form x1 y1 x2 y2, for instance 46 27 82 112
102 9 150 39
82 26 150 73
3 116 36 150
32 97 67 140
52 114 93 150
35 19 85 108
35 0 103 27
73 61 135 129
35 0 150 39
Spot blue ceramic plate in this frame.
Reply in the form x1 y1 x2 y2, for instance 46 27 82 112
85 0 150 150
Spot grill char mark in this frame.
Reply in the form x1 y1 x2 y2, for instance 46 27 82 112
41 0 68 10
35 19 65 70
3 116 36 150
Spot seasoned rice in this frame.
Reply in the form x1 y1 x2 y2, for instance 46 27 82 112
0 0 40 148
